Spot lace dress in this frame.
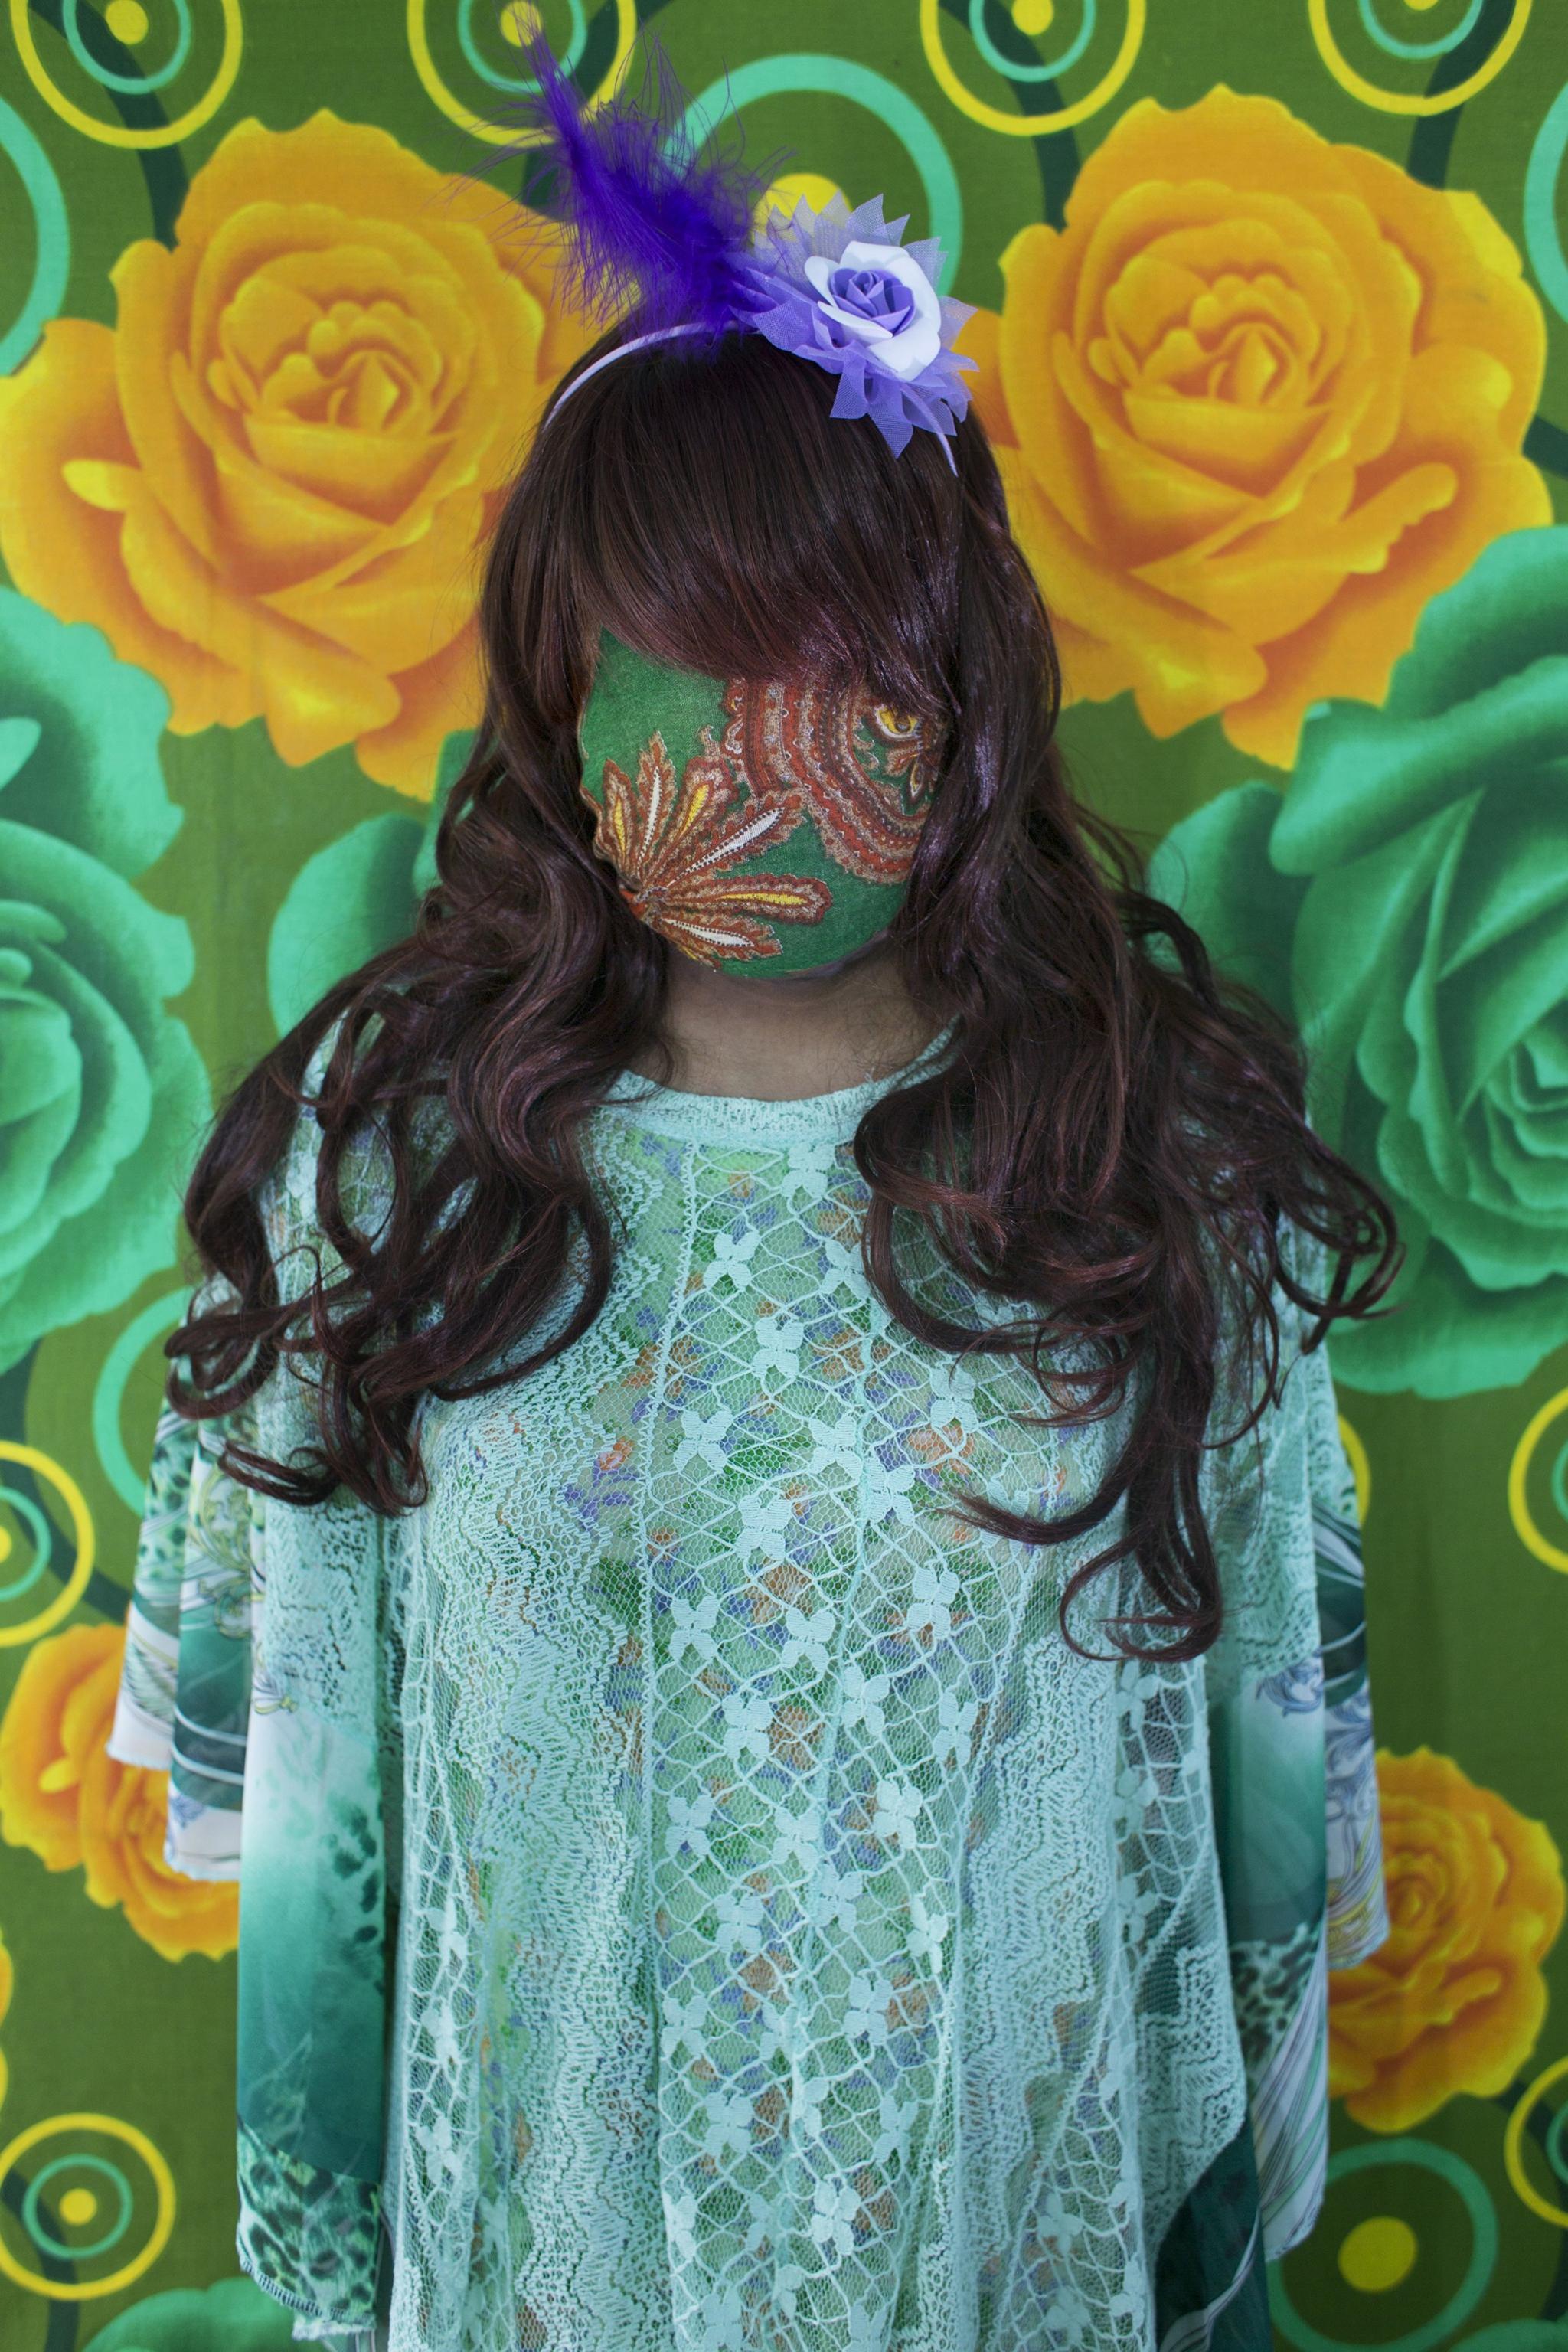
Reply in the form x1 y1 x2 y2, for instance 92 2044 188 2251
106 1019 1387 2352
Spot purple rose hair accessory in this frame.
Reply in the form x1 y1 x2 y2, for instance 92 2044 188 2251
517 38 976 469
748 194 976 460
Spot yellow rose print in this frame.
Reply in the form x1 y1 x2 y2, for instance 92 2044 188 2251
1329 1746 1565 2135
0 114 596 798
0 1623 237 1964
959 87 1550 769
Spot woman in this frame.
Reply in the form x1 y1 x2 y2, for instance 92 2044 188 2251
107 45 1400 2352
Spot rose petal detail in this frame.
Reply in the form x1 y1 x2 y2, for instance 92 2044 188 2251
977 85 1550 769
0 113 596 798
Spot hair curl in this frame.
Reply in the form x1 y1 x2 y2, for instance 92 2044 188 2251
171 325 1403 1661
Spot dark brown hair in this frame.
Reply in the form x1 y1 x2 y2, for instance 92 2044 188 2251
172 324 1402 1660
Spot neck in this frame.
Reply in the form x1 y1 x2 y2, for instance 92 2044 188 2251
629 937 943 1101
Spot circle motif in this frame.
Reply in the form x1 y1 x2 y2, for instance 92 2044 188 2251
0 96 70 377
63 0 192 93
1355 0 1483 56
0 1485 53 1605
1272 2138 1498 2352
1338 1411 1371 1524
1524 84 1568 324
458 0 584 91
920 0 1145 134
1508 1387 1568 1571
407 0 635 143
967 0 1098 82
1338 2213 1419 2290
1307 0 1531 115
1544 2089 1568 2184
9 0 241 148
24 2153 132 2262
0 2115 175 2300
0 1445 95 1645
1505 2053 1568 2228
679 58 964 290
92 1288 191 1514
761 171 844 222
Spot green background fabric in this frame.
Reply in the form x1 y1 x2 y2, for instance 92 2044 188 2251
0 2 1565 2345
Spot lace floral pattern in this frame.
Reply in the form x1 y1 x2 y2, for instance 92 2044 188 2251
109 1023 1382 2350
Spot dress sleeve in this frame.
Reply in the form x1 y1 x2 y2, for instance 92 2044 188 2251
104 1275 260 1879
1201 1212 1390 2262
105 1021 397 2347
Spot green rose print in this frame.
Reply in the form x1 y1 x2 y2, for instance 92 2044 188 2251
83 2272 297 2348
266 729 470 1033
0 590 208 1373
1452 2331 1568 2352
1148 527 1568 1400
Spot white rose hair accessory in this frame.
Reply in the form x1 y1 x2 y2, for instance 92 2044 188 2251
519 38 977 467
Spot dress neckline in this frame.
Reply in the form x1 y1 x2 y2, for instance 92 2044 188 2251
596 1018 961 1148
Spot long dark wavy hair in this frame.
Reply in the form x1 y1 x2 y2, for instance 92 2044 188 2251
170 323 1403 1661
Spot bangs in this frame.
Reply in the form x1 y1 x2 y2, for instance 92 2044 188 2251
531 328 965 713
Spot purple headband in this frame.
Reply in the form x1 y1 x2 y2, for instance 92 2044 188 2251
520 41 977 469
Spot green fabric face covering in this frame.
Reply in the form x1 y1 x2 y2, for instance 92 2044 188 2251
576 632 944 975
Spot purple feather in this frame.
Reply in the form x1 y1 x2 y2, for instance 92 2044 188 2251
517 34 776 344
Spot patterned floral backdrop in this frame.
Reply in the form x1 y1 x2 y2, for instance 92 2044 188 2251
1 0 1566 2344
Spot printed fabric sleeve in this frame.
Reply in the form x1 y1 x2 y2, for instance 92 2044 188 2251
1201 1211 1390 2264
104 1276 260 1881
106 1020 397 2348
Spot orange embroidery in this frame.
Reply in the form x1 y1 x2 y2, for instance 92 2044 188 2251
719 677 942 883
584 729 829 963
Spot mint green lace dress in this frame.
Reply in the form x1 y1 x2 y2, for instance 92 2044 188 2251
107 1019 1387 2352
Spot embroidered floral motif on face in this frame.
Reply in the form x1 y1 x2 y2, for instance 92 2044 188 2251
717 673 936 884
577 631 944 973
583 727 828 965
